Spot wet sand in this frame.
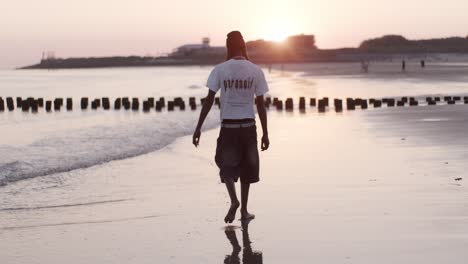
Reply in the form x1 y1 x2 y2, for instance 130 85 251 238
2 105 468 263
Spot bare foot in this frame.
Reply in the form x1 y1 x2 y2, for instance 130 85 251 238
241 210 255 220
224 201 240 223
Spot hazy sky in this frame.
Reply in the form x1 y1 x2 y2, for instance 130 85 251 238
1 0 468 68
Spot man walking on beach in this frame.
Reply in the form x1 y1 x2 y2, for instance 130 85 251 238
193 31 270 223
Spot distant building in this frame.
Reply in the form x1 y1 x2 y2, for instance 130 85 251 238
171 37 225 57
245 34 317 62
247 34 317 54
285 34 317 50
173 43 208 56
170 34 317 61
202 37 210 46
41 51 56 62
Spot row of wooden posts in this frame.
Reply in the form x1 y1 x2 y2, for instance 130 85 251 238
280 96 468 112
0 96 467 113
0 96 220 112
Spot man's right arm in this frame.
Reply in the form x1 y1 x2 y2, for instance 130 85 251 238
193 90 216 147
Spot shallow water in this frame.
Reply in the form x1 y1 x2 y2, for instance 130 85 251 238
0 63 467 186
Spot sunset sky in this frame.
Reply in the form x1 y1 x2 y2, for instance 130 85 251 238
1 0 468 68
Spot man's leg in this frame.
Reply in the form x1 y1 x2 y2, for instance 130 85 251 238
241 183 255 220
239 126 258 220
223 175 240 223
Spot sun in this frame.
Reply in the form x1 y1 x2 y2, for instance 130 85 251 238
261 21 298 42
264 29 291 42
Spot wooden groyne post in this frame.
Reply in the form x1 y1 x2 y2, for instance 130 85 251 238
102 97 110 110
81 97 89 109
114 98 121 110
285 98 293 111
45 100 52 112
299 97 306 111
66 98 73 111
6 97 14 111
334 99 343 112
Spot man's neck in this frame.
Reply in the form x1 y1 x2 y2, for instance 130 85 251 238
232 56 246 60
230 52 245 60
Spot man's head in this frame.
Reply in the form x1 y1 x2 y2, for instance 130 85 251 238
226 31 249 60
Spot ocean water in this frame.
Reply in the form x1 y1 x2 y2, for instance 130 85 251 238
0 67 222 185
1 63 468 186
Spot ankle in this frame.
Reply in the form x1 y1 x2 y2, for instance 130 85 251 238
241 208 248 213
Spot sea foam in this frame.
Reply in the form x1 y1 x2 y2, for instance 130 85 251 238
0 111 220 186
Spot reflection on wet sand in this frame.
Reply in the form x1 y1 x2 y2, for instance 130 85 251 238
224 219 263 264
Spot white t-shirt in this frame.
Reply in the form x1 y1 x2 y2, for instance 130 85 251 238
206 59 269 120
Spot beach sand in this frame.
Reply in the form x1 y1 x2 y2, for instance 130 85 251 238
2 104 468 263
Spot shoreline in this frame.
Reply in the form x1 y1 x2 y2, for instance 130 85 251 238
12 61 468 84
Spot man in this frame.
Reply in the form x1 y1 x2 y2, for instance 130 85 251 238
193 31 270 223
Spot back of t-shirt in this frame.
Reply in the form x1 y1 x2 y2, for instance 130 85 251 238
206 59 269 120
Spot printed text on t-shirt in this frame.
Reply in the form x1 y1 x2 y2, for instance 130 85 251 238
223 78 255 91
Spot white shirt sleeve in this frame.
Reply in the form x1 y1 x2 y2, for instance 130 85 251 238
255 68 269 96
206 67 220 93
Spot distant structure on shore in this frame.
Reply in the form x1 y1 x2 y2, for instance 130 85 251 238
21 34 468 69
41 51 56 61
360 35 468 53
170 37 225 57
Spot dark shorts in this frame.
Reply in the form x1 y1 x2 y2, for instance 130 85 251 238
215 125 260 184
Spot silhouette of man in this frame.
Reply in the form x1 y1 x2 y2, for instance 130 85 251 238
193 31 270 223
